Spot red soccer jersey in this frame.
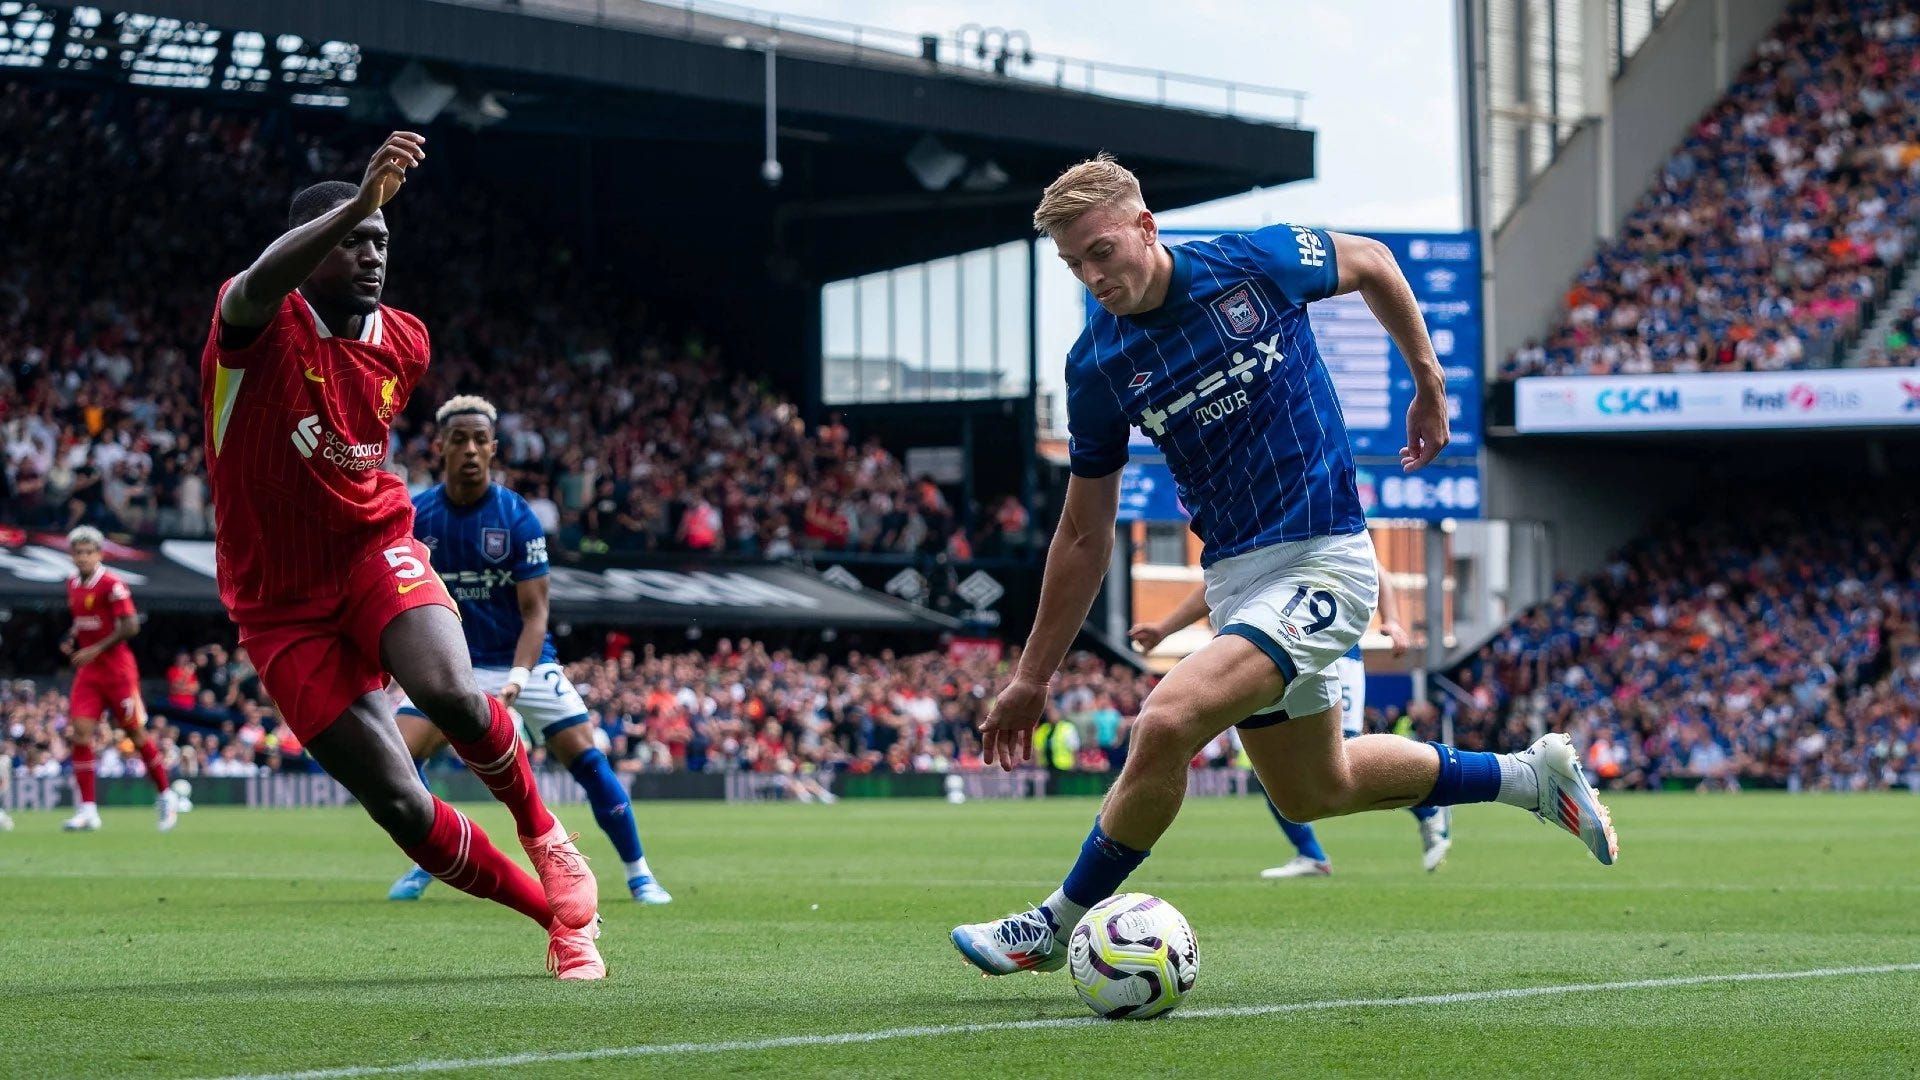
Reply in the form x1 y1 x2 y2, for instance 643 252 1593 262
200 283 430 616
67 568 137 669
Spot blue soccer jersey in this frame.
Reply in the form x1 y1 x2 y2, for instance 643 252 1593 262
411 482 555 668
1065 224 1366 566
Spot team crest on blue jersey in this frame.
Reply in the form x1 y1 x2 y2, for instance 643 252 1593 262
481 528 510 563
1209 282 1273 342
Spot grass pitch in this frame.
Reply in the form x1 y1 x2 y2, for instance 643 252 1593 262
1 792 1915 1078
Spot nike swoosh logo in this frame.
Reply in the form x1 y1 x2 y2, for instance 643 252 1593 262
396 581 428 595
304 368 325 383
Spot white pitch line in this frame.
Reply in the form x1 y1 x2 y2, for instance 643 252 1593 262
209 962 1920 1080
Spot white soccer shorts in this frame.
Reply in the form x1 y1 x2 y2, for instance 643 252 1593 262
1333 654 1366 737
397 661 590 744
1203 530 1378 724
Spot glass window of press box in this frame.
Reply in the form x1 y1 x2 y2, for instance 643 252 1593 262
821 241 1033 404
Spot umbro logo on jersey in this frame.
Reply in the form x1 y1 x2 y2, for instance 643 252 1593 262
1128 372 1152 391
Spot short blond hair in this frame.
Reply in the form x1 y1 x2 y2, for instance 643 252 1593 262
435 394 497 426
1033 152 1144 236
67 525 105 550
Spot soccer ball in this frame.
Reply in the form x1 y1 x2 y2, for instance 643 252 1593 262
1067 893 1198 1019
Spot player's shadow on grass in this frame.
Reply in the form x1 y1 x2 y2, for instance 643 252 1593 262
36 972 551 998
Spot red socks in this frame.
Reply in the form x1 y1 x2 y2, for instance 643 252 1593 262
402 797 552 926
71 742 97 804
448 696 556 839
131 733 170 792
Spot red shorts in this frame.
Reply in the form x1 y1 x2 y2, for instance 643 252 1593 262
236 539 457 743
71 655 142 727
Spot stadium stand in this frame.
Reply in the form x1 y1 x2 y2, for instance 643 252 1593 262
1500 0 1920 379
1856 289 1920 364
0 79 978 557
2 639 1203 779
1446 492 1920 792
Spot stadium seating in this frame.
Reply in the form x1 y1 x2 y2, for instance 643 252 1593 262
0 637 1185 779
1501 0 1920 379
0 79 974 557
1446 493 1920 791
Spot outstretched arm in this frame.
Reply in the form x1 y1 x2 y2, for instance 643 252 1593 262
1328 232 1450 471
979 470 1122 769
220 131 425 333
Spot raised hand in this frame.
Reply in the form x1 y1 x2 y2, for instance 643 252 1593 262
356 132 426 213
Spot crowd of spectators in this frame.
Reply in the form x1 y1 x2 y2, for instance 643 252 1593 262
1 642 297 782
10 526 1916 791
1448 495 1920 792
0 80 1031 558
0 639 1160 782
1502 1 1920 379
4 632 1436 786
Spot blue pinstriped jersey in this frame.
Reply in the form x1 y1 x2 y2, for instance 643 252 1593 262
411 483 554 669
1066 225 1366 567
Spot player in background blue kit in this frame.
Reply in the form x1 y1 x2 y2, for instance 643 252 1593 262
953 155 1615 976
385 396 671 905
1131 556 1452 878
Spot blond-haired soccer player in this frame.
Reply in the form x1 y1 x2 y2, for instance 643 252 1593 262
952 155 1615 976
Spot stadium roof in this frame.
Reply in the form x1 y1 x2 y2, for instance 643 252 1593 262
135 0 1317 278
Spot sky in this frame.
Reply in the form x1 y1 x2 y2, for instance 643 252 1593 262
765 0 1466 424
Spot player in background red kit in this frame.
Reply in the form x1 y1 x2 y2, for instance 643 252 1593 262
200 131 602 979
60 525 190 833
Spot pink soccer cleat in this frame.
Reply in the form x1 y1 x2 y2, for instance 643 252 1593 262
547 917 605 981
521 822 598 929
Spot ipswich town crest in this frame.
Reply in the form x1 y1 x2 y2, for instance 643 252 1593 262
482 527 510 563
1210 282 1272 341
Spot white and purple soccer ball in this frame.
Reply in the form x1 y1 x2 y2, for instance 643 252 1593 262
1067 893 1199 1019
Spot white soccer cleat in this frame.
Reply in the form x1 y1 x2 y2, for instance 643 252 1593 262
1419 809 1451 872
1518 733 1619 865
63 806 102 832
171 779 195 813
1260 855 1332 879
627 875 673 905
156 789 181 832
0 810 13 832
951 908 1067 975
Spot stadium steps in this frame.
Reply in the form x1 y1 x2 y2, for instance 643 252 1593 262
1844 248 1920 367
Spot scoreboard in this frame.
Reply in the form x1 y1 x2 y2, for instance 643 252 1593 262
0 3 360 108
